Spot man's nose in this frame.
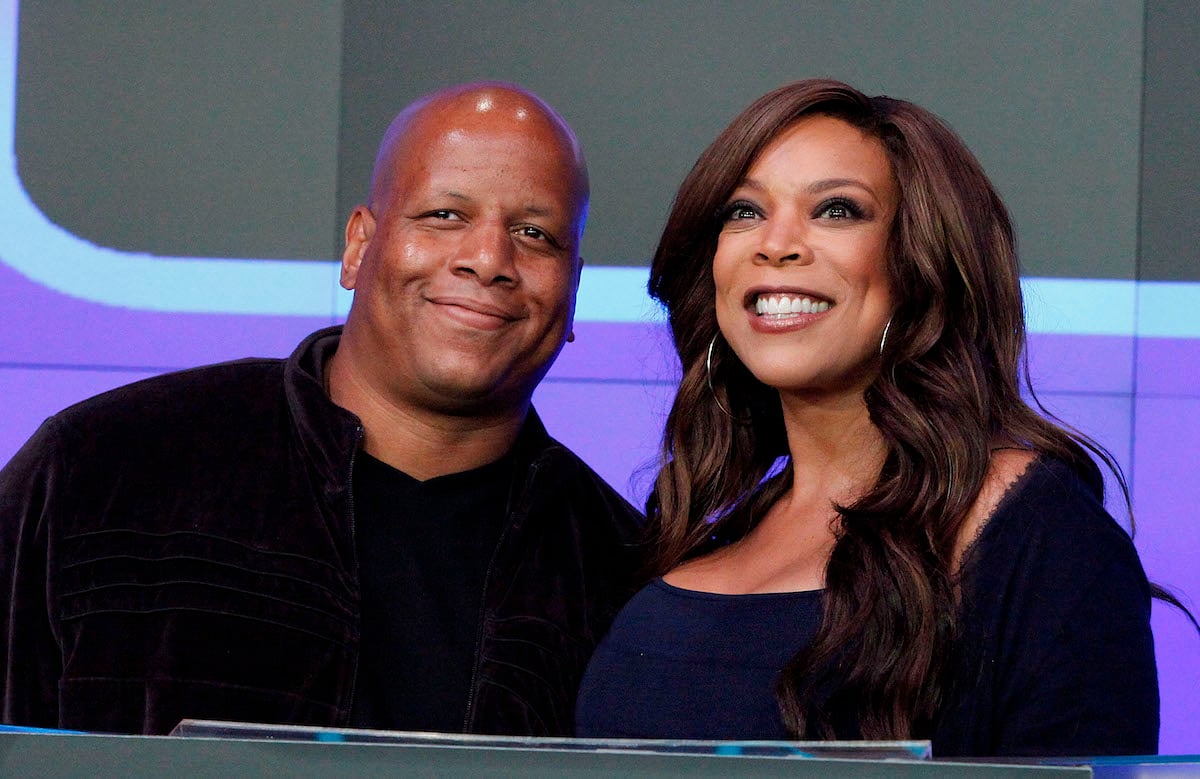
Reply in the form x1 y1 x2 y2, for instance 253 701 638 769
454 222 518 286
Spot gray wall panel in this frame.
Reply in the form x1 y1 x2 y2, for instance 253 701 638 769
15 1 1159 279
16 1 343 260
1140 0 1200 282
338 1 1144 276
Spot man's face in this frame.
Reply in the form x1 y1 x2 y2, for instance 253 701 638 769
340 103 584 416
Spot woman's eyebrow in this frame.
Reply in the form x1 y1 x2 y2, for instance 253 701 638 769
732 177 878 197
805 177 875 195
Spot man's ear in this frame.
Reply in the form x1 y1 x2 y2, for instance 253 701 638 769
340 206 376 290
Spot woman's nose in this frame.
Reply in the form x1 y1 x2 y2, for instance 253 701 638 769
754 215 810 266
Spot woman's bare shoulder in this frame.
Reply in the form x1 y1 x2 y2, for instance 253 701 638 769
954 448 1040 569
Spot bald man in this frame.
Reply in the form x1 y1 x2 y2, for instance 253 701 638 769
0 83 643 736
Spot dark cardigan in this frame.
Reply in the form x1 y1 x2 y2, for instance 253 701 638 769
577 458 1158 757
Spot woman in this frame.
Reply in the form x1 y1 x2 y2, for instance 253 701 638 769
575 80 1166 756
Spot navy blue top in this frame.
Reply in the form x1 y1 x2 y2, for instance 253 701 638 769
576 458 1159 757
577 579 821 740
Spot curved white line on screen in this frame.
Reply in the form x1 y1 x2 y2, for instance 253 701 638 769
0 0 345 316
0 0 1195 333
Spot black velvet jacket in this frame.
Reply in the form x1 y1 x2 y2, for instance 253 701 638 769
0 327 643 735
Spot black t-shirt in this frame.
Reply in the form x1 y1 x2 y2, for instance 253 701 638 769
348 449 513 732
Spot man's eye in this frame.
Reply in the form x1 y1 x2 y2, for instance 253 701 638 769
413 209 462 222
515 225 562 249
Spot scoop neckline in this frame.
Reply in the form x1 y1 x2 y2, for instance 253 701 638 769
653 577 823 601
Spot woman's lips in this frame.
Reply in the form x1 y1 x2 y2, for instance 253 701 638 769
744 290 834 332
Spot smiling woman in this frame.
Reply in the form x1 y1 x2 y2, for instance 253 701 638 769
575 79 1186 757
712 114 897 402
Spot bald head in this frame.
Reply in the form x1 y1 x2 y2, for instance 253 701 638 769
334 80 590 438
367 82 589 236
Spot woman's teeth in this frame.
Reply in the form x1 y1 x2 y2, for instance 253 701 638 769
754 294 831 316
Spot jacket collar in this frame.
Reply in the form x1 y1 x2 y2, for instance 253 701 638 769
284 326 362 502
283 325 558 505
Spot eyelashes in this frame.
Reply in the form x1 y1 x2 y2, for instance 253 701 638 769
718 195 870 224
816 196 867 220
719 199 761 222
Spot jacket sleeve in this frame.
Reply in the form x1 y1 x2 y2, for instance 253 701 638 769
0 418 67 728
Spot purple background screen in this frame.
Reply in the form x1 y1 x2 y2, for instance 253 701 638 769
1 258 1196 753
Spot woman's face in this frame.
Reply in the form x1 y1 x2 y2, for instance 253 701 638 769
712 114 898 401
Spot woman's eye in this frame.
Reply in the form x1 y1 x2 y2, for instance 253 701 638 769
816 198 864 220
721 200 760 222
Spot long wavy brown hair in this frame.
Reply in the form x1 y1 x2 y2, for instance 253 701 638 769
646 79 1139 739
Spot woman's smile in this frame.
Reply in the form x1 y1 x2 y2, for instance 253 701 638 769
712 114 898 397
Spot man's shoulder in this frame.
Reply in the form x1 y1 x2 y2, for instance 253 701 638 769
1 356 298 514
529 437 644 538
30 359 296 470
56 357 288 432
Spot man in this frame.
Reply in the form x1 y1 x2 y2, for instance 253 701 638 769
0 83 642 736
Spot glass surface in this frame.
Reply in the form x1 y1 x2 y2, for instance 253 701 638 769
170 718 933 760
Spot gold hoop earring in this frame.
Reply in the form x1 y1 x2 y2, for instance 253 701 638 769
706 334 750 422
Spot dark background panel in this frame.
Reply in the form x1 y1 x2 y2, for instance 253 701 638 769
337 1 1146 276
1140 0 1200 282
15 0 342 260
16 1 1176 280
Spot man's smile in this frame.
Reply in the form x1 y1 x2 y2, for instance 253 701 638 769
426 293 523 330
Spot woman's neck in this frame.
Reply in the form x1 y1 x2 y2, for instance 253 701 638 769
778 389 887 507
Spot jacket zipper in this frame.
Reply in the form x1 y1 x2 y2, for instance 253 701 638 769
342 425 364 723
460 458 541 732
